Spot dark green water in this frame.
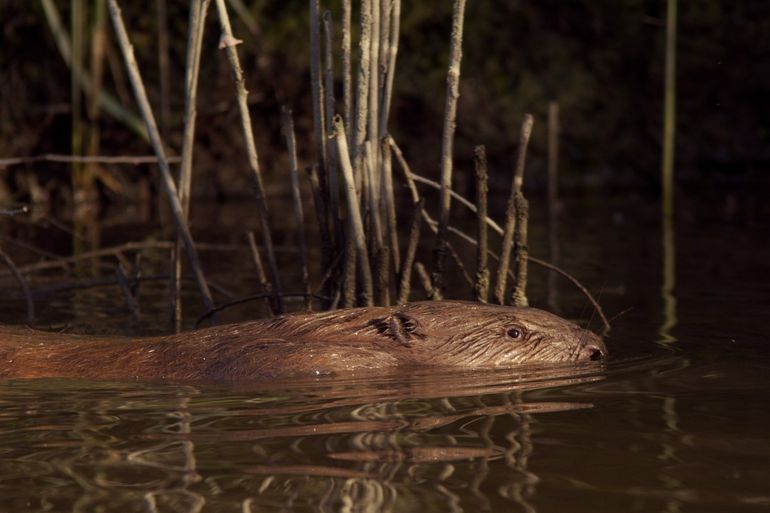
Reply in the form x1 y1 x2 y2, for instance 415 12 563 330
0 192 768 512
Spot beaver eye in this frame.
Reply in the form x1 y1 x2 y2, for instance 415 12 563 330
506 326 525 340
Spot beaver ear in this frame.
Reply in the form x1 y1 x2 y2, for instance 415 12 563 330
369 313 425 346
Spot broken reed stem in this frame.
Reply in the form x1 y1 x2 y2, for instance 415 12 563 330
389 134 608 330
431 0 467 299
494 113 534 305
106 0 217 320
414 261 433 299
214 0 284 313
547 101 560 311
246 231 274 316
379 0 400 136
281 107 312 311
323 11 342 256
309 0 328 177
374 245 390 306
115 263 140 320
333 115 374 306
342 0 353 147
354 0 372 166
173 0 211 332
474 145 489 303
0 248 34 321
342 234 356 308
0 154 180 166
512 192 529 307
305 165 334 297
381 137 400 273
157 0 170 137
367 0 381 185
396 198 423 304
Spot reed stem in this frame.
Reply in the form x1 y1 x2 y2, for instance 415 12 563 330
431 0 467 299
333 115 374 306
474 145 489 303
214 0 284 313
107 0 217 320
494 114 533 305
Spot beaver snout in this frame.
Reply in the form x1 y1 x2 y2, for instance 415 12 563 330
578 340 607 361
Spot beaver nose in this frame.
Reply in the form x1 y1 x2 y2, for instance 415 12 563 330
579 342 607 361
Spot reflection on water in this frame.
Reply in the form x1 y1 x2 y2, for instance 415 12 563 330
1 193 770 512
0 367 603 513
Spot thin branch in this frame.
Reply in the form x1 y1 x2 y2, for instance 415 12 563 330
214 0 284 313
107 0 217 320
0 154 180 167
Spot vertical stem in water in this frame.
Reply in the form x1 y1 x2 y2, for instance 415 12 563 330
473 145 489 303
431 0 467 300
547 101 560 312
662 0 677 220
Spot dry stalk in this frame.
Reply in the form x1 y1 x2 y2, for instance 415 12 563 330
214 0 284 313
431 0 467 299
281 107 312 310
512 192 529 307
333 115 374 306
396 198 423 304
494 113 533 305
379 0 400 136
309 0 328 177
106 0 216 319
474 145 489 303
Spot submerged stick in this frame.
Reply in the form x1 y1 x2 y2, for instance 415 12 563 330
107 0 217 319
397 198 423 304
333 115 374 306
281 107 312 311
474 145 490 303
432 0 467 299
214 0 284 313
494 114 533 305
0 248 34 321
246 231 274 316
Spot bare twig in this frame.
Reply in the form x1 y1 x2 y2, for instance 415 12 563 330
246 231 275 316
194 293 330 327
396 199 423 304
281 107 312 311
354 0 372 164
214 0 284 313
0 154 180 167
323 11 342 256
414 261 433 299
115 263 140 320
107 0 217 320
432 0 467 298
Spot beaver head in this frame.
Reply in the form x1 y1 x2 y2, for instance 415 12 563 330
362 301 606 367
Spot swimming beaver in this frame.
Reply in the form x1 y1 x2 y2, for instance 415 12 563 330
0 301 606 382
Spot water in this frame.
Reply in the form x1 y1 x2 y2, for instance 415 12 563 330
0 191 768 512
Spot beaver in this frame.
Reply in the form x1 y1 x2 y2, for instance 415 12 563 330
0 301 606 382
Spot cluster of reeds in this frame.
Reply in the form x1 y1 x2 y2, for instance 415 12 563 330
1 0 610 333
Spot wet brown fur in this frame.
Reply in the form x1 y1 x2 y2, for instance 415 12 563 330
0 301 606 382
